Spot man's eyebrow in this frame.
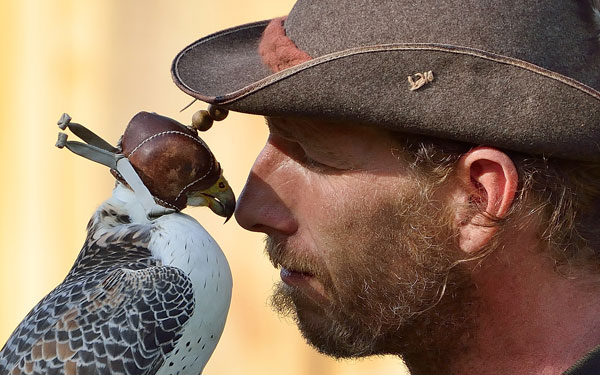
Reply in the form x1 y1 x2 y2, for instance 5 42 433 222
266 117 304 140
266 118 354 167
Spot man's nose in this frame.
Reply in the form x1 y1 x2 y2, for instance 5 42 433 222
234 141 298 236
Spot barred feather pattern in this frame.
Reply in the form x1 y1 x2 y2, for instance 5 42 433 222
0 216 196 375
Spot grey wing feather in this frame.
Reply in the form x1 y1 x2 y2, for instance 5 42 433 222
0 266 195 375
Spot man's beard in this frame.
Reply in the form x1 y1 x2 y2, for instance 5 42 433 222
266 182 480 372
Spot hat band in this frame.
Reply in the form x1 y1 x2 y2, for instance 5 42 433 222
258 16 312 73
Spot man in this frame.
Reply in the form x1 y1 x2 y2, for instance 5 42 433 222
171 0 600 374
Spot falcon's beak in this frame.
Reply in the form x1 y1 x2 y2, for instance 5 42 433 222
187 173 236 222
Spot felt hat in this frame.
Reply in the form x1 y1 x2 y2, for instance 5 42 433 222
171 0 600 161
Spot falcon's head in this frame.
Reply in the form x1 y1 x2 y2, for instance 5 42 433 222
115 111 236 220
185 173 236 220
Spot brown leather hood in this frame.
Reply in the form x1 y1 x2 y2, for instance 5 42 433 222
114 111 221 210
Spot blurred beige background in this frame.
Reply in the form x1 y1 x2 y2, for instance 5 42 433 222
0 1 409 374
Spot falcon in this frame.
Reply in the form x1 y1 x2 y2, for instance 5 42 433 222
0 111 236 375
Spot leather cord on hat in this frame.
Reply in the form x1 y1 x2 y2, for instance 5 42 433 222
55 113 176 219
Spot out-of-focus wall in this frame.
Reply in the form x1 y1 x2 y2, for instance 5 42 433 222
0 1 409 374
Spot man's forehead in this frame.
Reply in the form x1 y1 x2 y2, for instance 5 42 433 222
265 116 386 141
266 116 334 136
264 116 405 170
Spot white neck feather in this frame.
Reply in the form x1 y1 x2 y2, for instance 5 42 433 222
105 183 151 223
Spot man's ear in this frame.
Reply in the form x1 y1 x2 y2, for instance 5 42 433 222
455 146 518 254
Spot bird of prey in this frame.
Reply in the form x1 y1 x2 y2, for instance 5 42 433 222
0 111 236 375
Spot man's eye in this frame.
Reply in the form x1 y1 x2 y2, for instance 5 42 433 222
273 135 342 172
297 147 346 173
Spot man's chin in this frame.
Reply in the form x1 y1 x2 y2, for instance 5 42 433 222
270 282 326 321
296 314 381 358
270 282 381 358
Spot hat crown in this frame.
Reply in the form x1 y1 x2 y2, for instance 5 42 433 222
171 0 600 161
285 0 600 89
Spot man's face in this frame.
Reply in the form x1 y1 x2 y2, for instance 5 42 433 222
235 117 476 359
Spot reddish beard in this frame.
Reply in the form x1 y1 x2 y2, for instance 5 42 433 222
266 183 480 373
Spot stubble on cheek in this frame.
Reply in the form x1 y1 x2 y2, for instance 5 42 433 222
325 197 455 325
267 181 479 361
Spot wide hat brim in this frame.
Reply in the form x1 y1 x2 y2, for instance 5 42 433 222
172 20 600 161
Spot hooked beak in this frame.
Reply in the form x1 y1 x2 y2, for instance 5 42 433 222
187 173 236 222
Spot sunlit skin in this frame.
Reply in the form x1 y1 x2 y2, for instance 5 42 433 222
235 117 418 307
235 116 477 369
234 116 600 375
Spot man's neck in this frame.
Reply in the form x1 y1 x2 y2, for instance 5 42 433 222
449 245 600 375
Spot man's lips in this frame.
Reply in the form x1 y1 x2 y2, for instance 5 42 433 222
280 267 330 304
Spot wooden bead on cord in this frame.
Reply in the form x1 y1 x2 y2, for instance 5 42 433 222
191 105 229 132
191 110 214 131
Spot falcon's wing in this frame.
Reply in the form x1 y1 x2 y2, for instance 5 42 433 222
0 265 195 375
